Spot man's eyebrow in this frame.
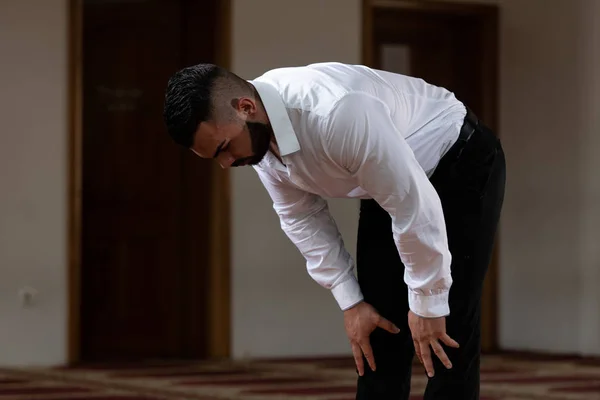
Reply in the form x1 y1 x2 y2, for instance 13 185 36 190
213 140 226 158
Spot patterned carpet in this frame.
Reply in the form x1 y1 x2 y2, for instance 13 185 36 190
1 354 600 399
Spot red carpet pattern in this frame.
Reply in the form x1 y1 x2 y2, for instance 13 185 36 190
1 354 599 399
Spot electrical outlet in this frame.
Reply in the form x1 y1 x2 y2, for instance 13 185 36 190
19 286 38 308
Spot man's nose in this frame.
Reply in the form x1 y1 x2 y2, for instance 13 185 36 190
217 153 234 169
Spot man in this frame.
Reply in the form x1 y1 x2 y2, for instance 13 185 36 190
163 62 505 400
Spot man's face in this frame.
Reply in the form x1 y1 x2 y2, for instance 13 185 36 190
191 99 272 168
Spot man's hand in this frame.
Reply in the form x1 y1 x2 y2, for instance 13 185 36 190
408 310 459 378
344 301 400 376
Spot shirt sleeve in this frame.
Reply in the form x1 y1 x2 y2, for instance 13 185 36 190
323 92 453 318
254 167 364 311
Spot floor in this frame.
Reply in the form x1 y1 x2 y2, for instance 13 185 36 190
1 354 600 399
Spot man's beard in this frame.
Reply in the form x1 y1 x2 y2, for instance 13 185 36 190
231 121 272 167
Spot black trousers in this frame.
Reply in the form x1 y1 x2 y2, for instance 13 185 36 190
355 116 506 400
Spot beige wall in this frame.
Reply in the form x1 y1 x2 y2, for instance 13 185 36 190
577 0 600 356
230 0 361 359
493 0 588 354
0 0 69 366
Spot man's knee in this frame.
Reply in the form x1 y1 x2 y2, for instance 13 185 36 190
368 328 414 370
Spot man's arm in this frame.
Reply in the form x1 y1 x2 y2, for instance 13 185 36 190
253 166 363 311
323 92 453 319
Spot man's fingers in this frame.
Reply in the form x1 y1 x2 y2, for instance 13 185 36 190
351 343 364 376
431 339 452 369
420 341 435 378
413 340 423 364
377 316 400 334
359 340 376 372
440 333 460 349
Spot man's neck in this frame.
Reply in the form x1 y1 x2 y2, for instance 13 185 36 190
269 134 285 165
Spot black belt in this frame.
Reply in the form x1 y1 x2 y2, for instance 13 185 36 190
458 106 479 143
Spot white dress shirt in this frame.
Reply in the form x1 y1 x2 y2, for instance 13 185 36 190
250 62 467 318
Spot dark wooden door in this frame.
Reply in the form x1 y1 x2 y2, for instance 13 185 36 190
81 0 218 361
367 0 499 351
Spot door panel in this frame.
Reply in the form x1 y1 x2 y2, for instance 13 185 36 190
81 0 216 361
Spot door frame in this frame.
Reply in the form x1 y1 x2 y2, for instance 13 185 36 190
362 0 501 352
66 0 232 364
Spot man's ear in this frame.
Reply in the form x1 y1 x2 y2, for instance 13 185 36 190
235 97 256 115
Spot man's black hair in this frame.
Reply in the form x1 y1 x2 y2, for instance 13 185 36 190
163 63 249 148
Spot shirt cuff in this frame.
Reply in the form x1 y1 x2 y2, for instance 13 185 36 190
331 276 364 310
409 290 450 318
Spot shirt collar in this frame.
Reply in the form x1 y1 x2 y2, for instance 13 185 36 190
250 80 300 156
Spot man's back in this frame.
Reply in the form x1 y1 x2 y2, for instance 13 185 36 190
253 62 467 176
